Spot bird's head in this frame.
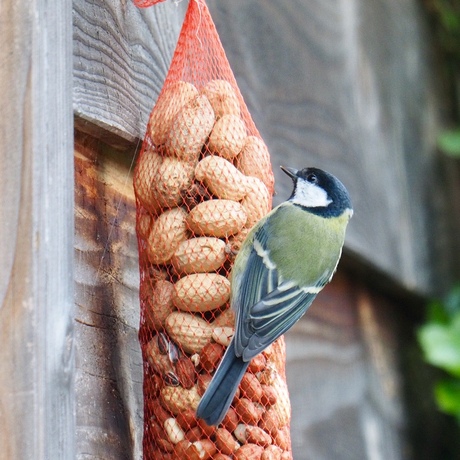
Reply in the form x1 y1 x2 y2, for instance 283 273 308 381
281 166 353 218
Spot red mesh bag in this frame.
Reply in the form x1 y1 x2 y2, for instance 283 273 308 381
133 1 292 458
133 0 165 7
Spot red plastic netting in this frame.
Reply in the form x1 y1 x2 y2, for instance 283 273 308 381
133 1 292 459
133 0 166 7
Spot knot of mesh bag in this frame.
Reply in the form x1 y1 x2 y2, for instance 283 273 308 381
133 1 291 459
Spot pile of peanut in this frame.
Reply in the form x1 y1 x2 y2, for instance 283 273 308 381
135 79 292 460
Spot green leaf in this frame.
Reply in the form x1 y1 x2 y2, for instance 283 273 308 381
438 129 460 157
427 299 450 324
439 9 460 34
435 379 460 417
418 322 460 377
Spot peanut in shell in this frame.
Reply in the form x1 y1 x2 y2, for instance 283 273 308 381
166 94 215 163
208 114 247 160
172 273 230 312
195 155 249 201
146 207 188 265
201 79 240 118
149 80 199 146
171 237 227 274
186 199 247 238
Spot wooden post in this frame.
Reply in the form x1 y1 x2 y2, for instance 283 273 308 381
0 2 74 459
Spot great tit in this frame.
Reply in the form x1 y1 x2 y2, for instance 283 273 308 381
196 166 353 426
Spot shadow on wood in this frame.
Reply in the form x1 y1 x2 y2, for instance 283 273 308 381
75 132 143 459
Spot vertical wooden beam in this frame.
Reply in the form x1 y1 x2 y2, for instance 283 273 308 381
74 133 143 459
0 2 74 459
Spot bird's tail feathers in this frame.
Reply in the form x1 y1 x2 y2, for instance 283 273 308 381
196 341 248 426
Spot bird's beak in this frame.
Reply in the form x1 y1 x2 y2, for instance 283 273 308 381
280 166 298 179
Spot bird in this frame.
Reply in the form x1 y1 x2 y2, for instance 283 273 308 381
196 165 353 426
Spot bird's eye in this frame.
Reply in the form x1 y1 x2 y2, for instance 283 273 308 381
307 173 317 183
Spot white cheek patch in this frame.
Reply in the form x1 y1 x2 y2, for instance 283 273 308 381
292 181 332 207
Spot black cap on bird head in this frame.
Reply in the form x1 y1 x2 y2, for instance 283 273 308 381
280 166 353 218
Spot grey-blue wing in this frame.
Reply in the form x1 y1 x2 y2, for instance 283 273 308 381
232 225 326 361
237 283 318 361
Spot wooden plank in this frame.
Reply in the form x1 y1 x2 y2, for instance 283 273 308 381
73 0 460 297
286 272 406 460
74 133 143 459
73 0 187 149
0 1 74 459
286 269 460 460
208 0 459 297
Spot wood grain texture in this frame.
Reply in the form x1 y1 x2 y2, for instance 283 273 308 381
73 0 187 149
286 272 406 460
73 0 460 296
286 271 460 460
0 1 74 459
74 133 143 459
207 0 459 296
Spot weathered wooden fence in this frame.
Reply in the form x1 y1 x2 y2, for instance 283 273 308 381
0 2 74 459
1 0 460 459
